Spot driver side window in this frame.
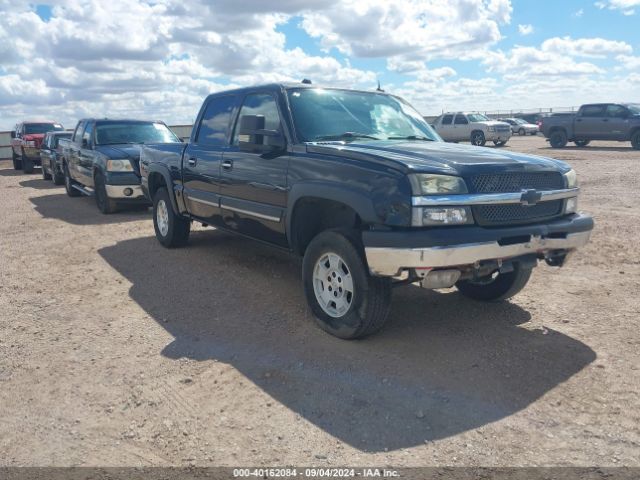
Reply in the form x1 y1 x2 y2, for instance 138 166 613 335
454 114 469 125
232 93 281 146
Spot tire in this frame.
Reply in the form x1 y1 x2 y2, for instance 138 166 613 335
302 230 392 339
518 128 525 136
52 167 65 186
549 130 568 148
631 130 640 150
153 187 190 248
493 140 507 147
42 160 52 180
470 131 486 146
12 151 22 170
456 264 533 302
94 172 118 214
64 163 81 197
574 140 590 147
22 151 34 174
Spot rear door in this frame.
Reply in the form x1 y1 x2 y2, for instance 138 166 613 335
574 105 607 139
220 92 289 246
437 114 455 140
182 94 238 223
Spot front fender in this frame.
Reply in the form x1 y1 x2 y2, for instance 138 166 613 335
146 163 180 214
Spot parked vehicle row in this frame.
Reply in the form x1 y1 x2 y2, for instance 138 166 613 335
11 121 65 173
11 82 594 339
497 117 538 136
540 103 640 149
431 112 512 146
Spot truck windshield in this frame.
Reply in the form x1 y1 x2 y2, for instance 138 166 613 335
286 88 440 142
24 123 64 134
466 113 490 122
95 122 180 145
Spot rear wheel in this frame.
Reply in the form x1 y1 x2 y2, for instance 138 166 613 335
22 151 34 174
574 139 590 147
549 130 568 148
64 163 81 197
153 187 190 248
456 265 533 302
493 140 507 147
470 131 486 146
94 172 118 214
631 130 640 150
12 151 22 170
518 128 526 136
302 230 392 339
52 166 65 185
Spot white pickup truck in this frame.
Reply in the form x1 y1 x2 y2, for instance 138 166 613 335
433 112 512 147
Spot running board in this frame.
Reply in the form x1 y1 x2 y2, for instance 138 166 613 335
72 184 94 196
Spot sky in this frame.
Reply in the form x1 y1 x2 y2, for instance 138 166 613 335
1 0 639 130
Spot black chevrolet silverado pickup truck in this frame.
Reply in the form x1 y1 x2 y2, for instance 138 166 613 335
140 83 594 339
61 118 181 213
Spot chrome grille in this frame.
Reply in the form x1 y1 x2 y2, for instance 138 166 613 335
470 172 564 193
473 200 563 226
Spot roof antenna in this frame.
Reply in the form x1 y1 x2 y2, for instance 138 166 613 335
376 79 384 92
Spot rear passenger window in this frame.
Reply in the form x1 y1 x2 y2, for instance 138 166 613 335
233 94 281 145
580 105 606 117
442 115 453 125
196 95 237 145
454 115 469 125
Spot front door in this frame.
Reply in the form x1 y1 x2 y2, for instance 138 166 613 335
220 92 289 247
604 104 631 140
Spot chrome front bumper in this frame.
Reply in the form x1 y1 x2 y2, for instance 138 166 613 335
365 230 592 277
105 184 145 199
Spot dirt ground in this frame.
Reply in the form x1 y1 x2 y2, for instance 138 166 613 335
0 135 639 467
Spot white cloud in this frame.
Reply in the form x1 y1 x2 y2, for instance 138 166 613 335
595 0 640 14
573 8 584 17
518 24 534 36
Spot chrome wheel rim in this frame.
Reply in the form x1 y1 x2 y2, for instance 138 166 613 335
156 199 169 237
312 252 354 318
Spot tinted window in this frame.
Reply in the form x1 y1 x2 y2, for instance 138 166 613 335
467 113 489 122
233 93 281 145
196 95 236 145
580 105 606 117
95 122 179 145
454 114 469 125
442 114 453 125
606 105 628 118
23 123 64 135
72 122 85 143
83 122 94 145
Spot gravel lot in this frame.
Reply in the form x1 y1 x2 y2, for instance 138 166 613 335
1 135 639 467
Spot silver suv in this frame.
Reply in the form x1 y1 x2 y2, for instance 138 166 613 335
433 112 512 146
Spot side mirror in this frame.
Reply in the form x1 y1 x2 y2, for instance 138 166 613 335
238 115 285 154
82 138 89 148
10 131 16 139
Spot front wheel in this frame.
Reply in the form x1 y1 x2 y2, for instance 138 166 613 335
94 172 118 214
22 151 34 174
302 230 392 339
42 160 52 180
574 139 590 147
12 151 22 170
456 265 532 302
493 140 507 147
153 187 190 248
631 130 640 150
518 128 526 136
470 131 486 146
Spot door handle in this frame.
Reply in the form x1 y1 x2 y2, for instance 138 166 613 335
602 119 609 122
187 157 197 166
576 119 582 122
222 160 233 170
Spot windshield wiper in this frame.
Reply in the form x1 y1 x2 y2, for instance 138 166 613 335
314 132 381 141
387 135 435 141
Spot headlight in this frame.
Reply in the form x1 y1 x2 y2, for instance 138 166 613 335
106 159 133 172
412 206 473 226
565 197 578 214
409 174 468 195
564 169 578 188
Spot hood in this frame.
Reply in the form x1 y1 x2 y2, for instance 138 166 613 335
483 121 510 127
23 133 45 148
95 144 142 174
306 140 569 177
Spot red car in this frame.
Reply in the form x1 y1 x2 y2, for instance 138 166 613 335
11 121 65 173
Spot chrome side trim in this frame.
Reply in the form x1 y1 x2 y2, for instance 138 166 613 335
222 204 281 223
189 197 219 208
412 188 580 206
365 230 592 276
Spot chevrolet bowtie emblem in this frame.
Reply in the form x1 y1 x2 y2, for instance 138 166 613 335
520 189 542 206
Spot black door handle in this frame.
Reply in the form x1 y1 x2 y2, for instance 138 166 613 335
187 157 197 166
222 160 233 169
